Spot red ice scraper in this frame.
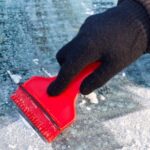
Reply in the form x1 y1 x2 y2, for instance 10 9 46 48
11 62 100 142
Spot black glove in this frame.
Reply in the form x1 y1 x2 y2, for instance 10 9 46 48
48 0 150 96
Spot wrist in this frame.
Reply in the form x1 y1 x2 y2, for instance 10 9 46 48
118 0 150 53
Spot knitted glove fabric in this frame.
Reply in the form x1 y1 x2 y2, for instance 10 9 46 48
48 0 150 96
118 0 150 52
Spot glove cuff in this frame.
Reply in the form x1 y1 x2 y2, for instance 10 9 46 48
118 0 150 53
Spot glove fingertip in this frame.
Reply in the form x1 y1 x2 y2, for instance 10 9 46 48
47 81 62 96
80 80 92 95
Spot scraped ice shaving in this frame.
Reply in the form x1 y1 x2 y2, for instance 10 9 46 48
85 92 99 104
8 144 16 149
79 99 86 107
122 72 126 77
86 107 91 111
99 94 106 101
33 58 39 65
7 70 22 84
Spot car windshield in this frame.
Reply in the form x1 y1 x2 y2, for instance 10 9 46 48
0 0 150 149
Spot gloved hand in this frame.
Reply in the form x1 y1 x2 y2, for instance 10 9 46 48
48 0 150 96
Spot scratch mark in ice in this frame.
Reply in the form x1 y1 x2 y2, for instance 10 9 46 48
41 68 53 77
19 114 32 129
32 58 54 77
7 70 22 84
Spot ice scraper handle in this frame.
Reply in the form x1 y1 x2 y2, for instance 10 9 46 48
47 61 101 96
51 61 101 95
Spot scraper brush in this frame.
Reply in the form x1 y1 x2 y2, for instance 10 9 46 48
10 62 100 142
